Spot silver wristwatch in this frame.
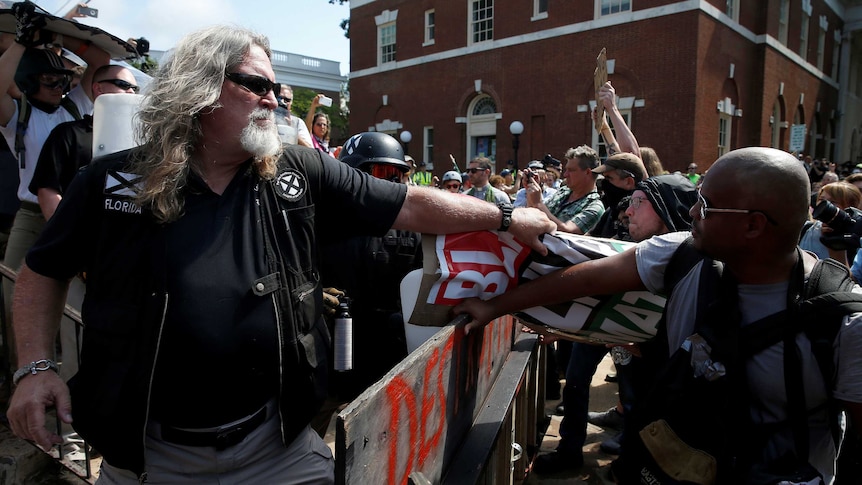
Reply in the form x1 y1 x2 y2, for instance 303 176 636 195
12 359 59 386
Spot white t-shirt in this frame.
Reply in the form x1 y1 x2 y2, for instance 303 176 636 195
635 231 862 482
0 86 93 204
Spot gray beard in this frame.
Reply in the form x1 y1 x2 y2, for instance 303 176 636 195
241 109 281 158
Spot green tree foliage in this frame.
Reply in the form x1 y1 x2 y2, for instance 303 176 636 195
328 0 350 39
292 86 349 145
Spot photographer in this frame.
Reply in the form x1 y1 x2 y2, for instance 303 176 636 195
513 160 556 207
800 181 862 264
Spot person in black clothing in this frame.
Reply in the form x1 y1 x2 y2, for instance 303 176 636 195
30 64 138 220
316 132 422 422
5 25 554 484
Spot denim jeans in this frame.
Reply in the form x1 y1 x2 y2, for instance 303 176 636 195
558 342 609 453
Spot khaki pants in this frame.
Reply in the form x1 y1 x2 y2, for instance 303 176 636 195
96 418 334 485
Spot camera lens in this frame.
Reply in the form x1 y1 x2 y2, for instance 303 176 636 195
812 200 854 234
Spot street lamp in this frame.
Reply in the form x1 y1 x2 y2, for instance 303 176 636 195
509 121 524 171
399 130 413 156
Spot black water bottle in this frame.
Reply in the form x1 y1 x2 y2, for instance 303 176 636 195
334 298 353 372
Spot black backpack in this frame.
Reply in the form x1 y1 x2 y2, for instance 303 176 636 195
614 238 862 485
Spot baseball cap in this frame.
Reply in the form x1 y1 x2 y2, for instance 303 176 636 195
500 169 512 177
591 153 647 180
527 160 544 170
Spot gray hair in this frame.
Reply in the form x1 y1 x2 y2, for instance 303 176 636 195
131 25 277 223
565 145 599 171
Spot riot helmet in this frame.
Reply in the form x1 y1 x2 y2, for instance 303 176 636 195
339 132 410 182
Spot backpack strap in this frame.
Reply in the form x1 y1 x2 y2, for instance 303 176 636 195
60 95 82 122
15 95 31 168
14 94 82 169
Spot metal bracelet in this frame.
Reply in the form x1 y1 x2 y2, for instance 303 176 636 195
12 359 59 386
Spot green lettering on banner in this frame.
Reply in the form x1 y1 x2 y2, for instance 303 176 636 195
585 291 665 340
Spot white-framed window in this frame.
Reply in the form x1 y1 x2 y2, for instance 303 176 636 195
379 22 396 64
466 95 499 165
533 0 548 20
718 113 731 157
832 33 840 79
593 110 632 160
424 10 435 45
598 0 632 17
778 0 789 45
799 12 809 59
816 25 826 71
725 0 739 22
470 0 493 44
424 127 434 167
770 101 782 149
809 115 820 157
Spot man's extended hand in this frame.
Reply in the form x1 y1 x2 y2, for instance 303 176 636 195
7 371 72 451
12 1 46 47
453 297 500 335
509 207 555 256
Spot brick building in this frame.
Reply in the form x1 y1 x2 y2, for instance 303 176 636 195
347 0 862 177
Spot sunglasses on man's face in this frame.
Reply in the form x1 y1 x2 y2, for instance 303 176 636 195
443 183 461 190
224 72 280 97
468 167 486 174
97 79 139 93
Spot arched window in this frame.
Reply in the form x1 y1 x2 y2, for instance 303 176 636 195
467 95 500 168
770 101 782 148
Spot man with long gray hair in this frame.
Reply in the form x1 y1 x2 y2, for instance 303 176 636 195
6 25 555 483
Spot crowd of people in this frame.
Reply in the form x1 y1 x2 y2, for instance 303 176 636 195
0 3 859 485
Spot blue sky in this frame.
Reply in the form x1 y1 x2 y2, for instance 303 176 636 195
32 0 352 75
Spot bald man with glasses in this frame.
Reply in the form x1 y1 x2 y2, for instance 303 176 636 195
457 147 862 483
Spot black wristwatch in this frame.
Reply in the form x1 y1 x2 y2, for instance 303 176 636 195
497 202 513 232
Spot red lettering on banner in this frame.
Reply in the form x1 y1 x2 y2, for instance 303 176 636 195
429 232 531 305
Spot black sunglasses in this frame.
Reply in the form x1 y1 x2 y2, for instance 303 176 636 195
97 79 139 93
225 72 279 97
278 96 292 104
468 167 486 174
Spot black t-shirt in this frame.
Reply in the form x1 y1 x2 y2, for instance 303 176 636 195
29 116 93 196
151 163 279 426
27 148 407 428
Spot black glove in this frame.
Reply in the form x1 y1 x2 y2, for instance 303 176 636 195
12 1 46 47
322 287 345 316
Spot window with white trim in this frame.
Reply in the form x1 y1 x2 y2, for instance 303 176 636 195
593 111 632 160
424 127 434 167
424 10 435 45
718 113 731 157
770 101 782 149
725 0 739 22
599 0 631 17
832 34 840 79
799 12 809 60
379 22 396 64
778 0 789 45
816 25 826 71
533 0 548 19
470 0 493 44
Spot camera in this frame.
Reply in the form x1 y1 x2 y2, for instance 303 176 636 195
76 6 98 17
812 199 862 250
